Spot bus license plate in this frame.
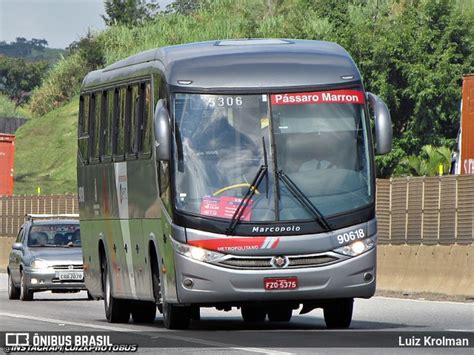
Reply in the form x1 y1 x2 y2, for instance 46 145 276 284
264 277 298 290
59 272 83 281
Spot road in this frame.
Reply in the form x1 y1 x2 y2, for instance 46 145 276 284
0 273 472 354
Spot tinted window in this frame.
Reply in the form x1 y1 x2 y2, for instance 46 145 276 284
28 225 81 247
115 87 127 159
78 95 90 163
141 82 152 155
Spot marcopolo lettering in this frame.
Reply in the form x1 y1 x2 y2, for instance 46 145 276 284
252 225 301 233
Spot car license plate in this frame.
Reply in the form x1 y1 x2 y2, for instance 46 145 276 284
264 277 298 290
58 272 83 281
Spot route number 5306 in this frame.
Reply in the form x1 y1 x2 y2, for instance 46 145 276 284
336 228 365 244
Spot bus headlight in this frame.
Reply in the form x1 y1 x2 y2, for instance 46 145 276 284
333 237 376 257
171 238 225 262
31 259 50 270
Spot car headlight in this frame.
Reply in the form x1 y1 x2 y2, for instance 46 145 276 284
171 238 225 262
333 236 376 257
31 259 50 270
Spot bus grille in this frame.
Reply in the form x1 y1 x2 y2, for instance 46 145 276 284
218 254 338 269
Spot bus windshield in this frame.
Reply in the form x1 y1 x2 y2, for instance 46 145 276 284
173 90 372 223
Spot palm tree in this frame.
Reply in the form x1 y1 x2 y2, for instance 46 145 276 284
404 145 452 176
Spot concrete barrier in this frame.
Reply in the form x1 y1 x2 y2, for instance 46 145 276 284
0 237 15 271
377 244 474 297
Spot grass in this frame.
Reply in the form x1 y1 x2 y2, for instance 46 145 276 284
14 97 78 195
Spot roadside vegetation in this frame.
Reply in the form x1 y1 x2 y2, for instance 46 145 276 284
10 0 474 194
14 97 78 195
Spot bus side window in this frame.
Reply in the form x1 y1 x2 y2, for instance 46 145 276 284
140 82 152 156
114 87 126 160
99 90 110 161
103 89 114 160
92 91 101 162
128 84 139 158
78 94 90 164
87 93 97 161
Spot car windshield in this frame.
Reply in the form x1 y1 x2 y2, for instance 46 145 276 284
173 90 372 223
27 224 81 247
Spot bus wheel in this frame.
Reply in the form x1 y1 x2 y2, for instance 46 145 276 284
241 306 266 322
162 303 190 329
323 298 353 329
190 306 200 321
103 259 130 323
268 307 292 322
132 301 156 323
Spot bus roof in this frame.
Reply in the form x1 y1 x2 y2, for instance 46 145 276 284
81 39 362 92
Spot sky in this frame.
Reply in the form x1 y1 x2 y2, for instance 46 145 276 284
0 0 172 49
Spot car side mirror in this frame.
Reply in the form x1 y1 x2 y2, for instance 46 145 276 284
154 99 171 161
12 242 23 251
367 92 392 155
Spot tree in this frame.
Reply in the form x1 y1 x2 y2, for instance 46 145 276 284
66 31 105 71
165 0 206 15
101 0 158 27
0 56 49 106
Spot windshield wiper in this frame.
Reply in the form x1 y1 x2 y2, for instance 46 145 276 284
226 164 267 235
226 137 269 235
276 170 331 231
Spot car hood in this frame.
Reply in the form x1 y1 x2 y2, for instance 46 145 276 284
29 248 83 265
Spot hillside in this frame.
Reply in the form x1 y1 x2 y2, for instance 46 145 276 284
11 0 474 195
14 98 78 195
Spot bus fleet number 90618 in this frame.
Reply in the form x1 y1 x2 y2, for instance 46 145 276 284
336 228 365 244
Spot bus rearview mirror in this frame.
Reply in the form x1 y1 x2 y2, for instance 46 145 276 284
367 92 392 155
154 99 171 161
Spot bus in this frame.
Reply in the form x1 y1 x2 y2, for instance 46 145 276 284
78 39 392 329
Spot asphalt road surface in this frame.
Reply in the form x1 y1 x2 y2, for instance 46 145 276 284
0 273 472 354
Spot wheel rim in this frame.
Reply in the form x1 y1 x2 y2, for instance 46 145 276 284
105 271 111 310
20 274 24 298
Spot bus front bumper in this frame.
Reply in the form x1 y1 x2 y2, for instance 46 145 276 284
174 248 376 304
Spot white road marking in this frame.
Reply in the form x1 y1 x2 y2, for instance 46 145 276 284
375 296 474 306
0 312 293 355
0 312 143 332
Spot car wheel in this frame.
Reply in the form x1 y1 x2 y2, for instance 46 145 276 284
8 271 20 300
162 302 191 329
323 298 353 329
19 271 33 301
131 301 156 323
241 306 266 322
268 306 292 322
103 259 130 323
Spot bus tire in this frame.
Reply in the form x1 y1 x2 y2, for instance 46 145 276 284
162 303 190 329
103 259 130 323
268 307 292 322
19 271 33 301
131 301 156 323
241 306 266 322
323 298 353 329
190 306 200 321
8 271 20 300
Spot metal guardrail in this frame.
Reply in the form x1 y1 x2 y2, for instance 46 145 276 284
0 176 473 244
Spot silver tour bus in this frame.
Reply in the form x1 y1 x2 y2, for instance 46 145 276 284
78 39 392 329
